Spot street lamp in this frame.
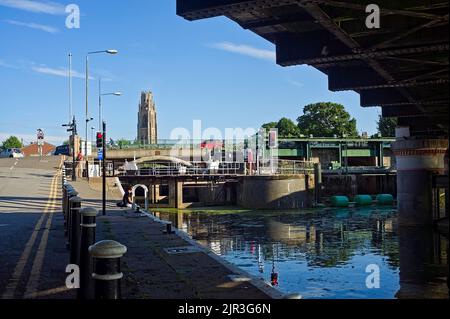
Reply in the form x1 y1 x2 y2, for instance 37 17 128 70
91 126 96 144
85 49 118 164
98 77 122 128
85 117 93 156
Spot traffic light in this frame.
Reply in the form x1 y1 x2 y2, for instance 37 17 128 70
96 132 104 148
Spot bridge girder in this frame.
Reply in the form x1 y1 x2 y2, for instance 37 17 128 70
177 0 449 135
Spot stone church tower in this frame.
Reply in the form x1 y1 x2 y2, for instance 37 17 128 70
137 91 158 145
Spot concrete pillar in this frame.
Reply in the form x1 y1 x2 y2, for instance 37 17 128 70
393 136 448 226
168 179 183 208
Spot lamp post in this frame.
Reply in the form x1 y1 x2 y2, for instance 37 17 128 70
85 49 118 171
98 77 122 129
91 126 96 144
85 117 93 155
69 53 73 123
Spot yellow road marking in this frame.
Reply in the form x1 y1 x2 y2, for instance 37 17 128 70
1 159 62 299
24 164 62 299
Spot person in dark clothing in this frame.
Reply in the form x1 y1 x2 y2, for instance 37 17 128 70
117 187 133 208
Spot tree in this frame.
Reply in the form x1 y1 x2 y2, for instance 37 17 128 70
261 122 278 132
297 102 358 137
1 136 22 150
117 138 132 149
276 118 301 138
377 115 397 137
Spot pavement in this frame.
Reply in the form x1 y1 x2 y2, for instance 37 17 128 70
73 179 280 299
0 156 280 299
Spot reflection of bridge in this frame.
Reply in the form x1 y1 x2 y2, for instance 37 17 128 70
176 0 449 228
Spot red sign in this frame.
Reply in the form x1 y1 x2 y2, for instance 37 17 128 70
269 130 277 149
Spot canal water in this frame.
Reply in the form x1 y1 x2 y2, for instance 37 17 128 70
149 207 448 299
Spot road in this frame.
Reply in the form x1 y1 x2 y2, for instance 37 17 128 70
0 156 74 299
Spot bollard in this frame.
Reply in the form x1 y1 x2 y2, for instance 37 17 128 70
62 167 66 186
78 207 98 300
66 188 78 248
69 196 82 264
62 185 68 237
163 222 175 235
89 240 127 299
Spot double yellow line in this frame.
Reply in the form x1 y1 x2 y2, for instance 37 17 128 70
2 161 62 299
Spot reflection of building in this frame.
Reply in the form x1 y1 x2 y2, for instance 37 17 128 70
137 91 157 145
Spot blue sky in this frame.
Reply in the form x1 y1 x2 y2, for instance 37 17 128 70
0 0 381 145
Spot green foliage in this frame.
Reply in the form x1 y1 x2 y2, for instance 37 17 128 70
297 102 358 137
262 118 301 138
261 122 278 132
117 138 132 149
63 140 70 146
377 115 397 137
276 117 301 137
1 136 23 150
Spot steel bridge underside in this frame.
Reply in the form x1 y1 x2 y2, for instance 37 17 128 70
177 0 449 136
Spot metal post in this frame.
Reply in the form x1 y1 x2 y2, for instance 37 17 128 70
72 117 77 181
69 53 73 122
78 208 98 300
102 121 107 215
85 55 89 169
99 78 102 129
69 196 82 264
89 240 127 299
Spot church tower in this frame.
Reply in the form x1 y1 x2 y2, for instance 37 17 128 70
137 91 158 145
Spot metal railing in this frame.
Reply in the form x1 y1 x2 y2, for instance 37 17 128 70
119 161 244 177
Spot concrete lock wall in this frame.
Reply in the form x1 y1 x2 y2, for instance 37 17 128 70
322 174 396 198
393 138 448 226
237 175 314 209
322 175 358 198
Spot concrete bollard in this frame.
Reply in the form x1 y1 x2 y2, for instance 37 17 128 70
89 240 127 299
78 207 98 300
69 196 82 264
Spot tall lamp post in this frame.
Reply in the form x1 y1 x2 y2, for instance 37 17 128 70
85 49 118 172
98 77 122 129
98 82 122 216
91 126 96 144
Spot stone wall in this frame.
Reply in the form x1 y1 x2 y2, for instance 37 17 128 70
237 175 315 209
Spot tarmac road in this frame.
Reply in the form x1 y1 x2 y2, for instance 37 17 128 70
0 156 74 299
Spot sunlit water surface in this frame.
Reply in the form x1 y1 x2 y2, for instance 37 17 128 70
148 207 448 299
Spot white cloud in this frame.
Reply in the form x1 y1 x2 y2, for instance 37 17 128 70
32 66 93 79
0 0 65 15
0 132 66 145
210 42 276 61
289 80 304 88
0 59 17 69
5 19 59 33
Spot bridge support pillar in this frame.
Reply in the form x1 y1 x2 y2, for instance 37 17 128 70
393 136 448 226
169 179 183 209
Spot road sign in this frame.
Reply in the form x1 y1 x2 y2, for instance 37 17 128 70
98 149 103 161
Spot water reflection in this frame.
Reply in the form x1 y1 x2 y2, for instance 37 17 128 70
151 208 448 299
